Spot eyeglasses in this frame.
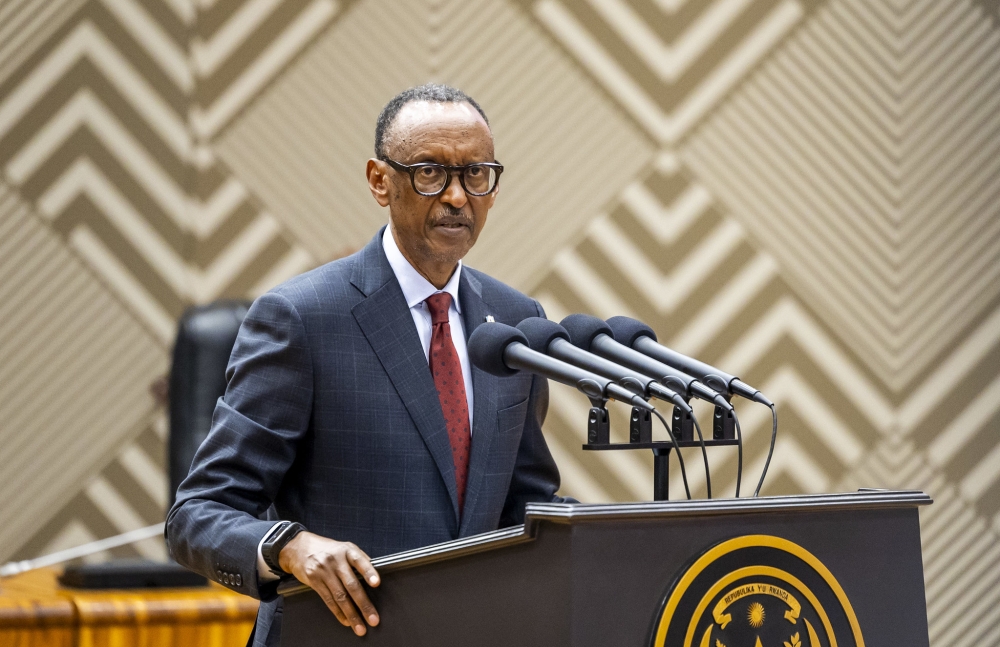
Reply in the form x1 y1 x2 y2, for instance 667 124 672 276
381 157 503 197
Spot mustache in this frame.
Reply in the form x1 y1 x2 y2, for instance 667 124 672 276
432 207 474 227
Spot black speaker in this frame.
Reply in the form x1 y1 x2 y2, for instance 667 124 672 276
168 300 251 506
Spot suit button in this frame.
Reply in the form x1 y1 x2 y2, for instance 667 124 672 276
216 570 223 581
227 574 233 585
235 574 242 586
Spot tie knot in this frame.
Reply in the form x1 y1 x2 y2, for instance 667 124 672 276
425 292 452 324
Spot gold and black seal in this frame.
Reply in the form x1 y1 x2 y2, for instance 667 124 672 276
651 535 864 647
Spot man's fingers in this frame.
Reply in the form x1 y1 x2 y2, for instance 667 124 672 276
290 539 380 637
347 548 381 587
326 572 368 636
337 560 379 627
313 578 349 627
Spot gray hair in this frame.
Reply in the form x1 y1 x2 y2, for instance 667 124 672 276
374 83 489 159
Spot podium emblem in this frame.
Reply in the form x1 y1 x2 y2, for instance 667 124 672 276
651 535 864 647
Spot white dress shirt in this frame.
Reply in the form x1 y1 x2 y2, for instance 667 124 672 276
380 226 475 425
258 227 476 581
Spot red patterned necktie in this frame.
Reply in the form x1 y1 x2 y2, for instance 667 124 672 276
424 293 471 513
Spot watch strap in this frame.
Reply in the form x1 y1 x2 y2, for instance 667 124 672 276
262 521 305 575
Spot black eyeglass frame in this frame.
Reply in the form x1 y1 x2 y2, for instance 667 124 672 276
380 157 504 197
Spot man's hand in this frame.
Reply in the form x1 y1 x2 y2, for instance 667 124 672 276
279 532 381 636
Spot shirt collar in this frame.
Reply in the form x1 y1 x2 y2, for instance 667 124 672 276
382 226 463 312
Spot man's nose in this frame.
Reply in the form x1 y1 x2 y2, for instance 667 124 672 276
439 171 468 208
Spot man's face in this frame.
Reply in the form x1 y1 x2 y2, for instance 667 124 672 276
367 101 497 281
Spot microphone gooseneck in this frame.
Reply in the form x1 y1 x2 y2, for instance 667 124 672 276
558 314 712 499
468 322 653 411
475 317 760 500
560 314 732 412
605 315 776 496
606 315 770 405
516 317 689 412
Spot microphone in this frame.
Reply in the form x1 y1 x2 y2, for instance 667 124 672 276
468 322 653 411
515 317 691 413
559 314 733 411
605 316 772 406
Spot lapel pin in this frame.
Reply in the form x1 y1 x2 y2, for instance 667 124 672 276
485 315 495 323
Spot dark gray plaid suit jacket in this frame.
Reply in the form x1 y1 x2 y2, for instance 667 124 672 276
166 227 563 645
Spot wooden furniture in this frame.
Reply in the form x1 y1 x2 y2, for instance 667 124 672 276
280 490 932 647
0 567 257 647
0 567 74 647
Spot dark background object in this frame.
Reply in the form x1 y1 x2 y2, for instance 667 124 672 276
54 300 251 590
59 560 207 589
168 300 251 507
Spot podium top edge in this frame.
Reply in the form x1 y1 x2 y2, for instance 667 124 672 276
277 490 930 597
525 490 932 522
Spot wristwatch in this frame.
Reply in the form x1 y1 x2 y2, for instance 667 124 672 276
262 521 306 575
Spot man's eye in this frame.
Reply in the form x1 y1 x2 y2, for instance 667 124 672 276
467 166 483 176
419 167 437 176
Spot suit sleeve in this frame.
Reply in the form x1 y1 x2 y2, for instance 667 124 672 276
499 299 576 527
166 291 313 601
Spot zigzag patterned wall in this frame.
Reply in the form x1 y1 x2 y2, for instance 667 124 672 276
1 1 997 645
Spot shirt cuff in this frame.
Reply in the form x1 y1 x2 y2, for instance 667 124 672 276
257 521 285 583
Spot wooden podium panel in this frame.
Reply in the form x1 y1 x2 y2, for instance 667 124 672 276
0 567 257 647
280 491 932 647
0 568 74 647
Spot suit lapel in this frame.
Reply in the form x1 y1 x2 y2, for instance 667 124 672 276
457 270 501 536
350 230 461 526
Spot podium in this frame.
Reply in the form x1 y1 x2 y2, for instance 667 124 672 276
278 490 931 647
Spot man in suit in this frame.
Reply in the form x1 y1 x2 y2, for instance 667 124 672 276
166 84 566 645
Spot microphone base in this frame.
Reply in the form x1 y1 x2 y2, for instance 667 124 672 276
587 406 610 444
672 403 694 441
629 407 652 443
713 400 736 440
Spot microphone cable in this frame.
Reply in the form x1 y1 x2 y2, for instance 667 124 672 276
733 410 743 498
691 413 711 499
651 408 691 500
753 403 778 497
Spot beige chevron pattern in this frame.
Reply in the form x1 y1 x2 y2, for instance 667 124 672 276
975 0 1000 22
215 0 653 288
0 182 166 560
0 0 336 562
8 412 171 565
1 1 998 645
517 0 812 145
682 0 1000 390
0 0 86 86
0 2 324 343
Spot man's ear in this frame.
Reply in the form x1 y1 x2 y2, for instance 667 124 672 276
367 158 391 207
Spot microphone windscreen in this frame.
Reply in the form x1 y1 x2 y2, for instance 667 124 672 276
516 317 569 352
468 322 528 377
605 316 658 347
559 314 614 351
